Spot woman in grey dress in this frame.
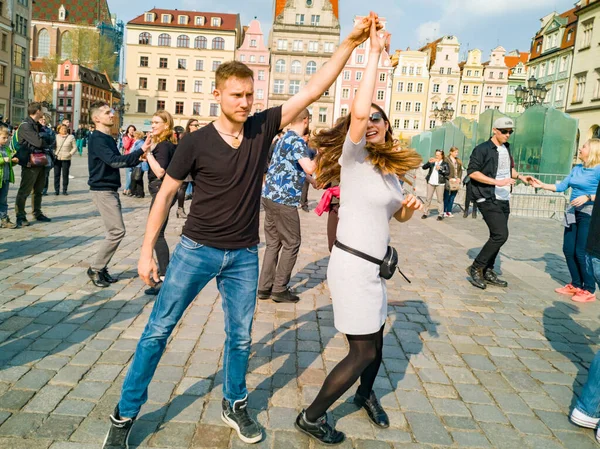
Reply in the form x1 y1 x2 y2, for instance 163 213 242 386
294 14 424 445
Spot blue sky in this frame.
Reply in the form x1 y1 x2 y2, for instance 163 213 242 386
109 0 576 59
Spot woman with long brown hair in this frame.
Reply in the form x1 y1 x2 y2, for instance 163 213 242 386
174 118 199 218
142 110 177 295
295 15 423 445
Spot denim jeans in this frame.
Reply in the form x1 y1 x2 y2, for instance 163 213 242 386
563 211 595 293
0 180 9 218
124 167 132 191
118 236 259 418
443 189 458 213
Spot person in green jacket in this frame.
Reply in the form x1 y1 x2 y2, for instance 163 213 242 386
0 127 18 228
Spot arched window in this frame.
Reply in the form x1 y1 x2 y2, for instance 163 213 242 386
291 60 302 74
195 36 207 49
158 33 171 47
38 29 50 58
212 37 225 50
177 35 189 48
60 31 72 60
306 61 317 75
275 59 286 73
139 32 151 45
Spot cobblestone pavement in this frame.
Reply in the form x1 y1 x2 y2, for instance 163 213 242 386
0 156 598 449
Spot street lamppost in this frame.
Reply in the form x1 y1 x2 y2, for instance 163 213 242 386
515 76 548 108
433 101 455 124
117 100 130 129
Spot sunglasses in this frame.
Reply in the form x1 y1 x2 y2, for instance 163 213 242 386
498 129 514 135
369 112 383 123
190 123 200 128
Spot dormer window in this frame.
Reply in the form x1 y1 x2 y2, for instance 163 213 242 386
58 5 66 21
211 17 221 27
178 15 188 25
64 65 70 76
145 13 154 22
195 16 205 26
161 14 171 24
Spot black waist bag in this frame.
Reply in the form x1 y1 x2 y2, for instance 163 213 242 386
334 240 410 282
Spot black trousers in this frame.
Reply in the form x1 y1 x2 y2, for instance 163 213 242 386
300 179 309 207
464 183 478 214
473 199 510 270
54 160 71 193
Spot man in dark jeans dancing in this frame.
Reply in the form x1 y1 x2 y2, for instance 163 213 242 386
466 117 533 289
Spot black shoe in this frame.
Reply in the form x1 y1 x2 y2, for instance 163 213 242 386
463 211 469 218
466 265 486 290
185 194 192 200
257 289 272 300
295 410 345 446
421 214 427 219
63 191 69 196
35 214 51 222
221 397 262 444
484 268 508 287
102 406 135 449
1 217 16 229
15 217 30 228
144 282 162 296
88 268 110 288
100 268 118 284
42 190 48 196
271 288 300 303
437 215 444 221
472 212 477 219
55 191 60 195
301 205 309 212
354 390 389 428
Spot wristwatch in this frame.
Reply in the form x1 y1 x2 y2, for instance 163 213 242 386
587 194 593 202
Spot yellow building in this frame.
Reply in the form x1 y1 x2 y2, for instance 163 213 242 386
388 50 429 141
124 8 242 130
457 49 484 121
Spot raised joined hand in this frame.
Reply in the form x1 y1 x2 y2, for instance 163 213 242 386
402 194 423 211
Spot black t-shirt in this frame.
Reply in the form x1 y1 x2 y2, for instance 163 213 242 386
148 140 176 184
167 106 282 249
586 182 600 259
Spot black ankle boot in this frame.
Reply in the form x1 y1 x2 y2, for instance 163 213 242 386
467 265 486 289
295 410 345 445
354 390 389 428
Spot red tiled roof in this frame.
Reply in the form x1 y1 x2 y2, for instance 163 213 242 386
418 37 443 70
274 0 338 20
33 0 112 25
530 7 578 60
128 8 239 31
504 52 529 69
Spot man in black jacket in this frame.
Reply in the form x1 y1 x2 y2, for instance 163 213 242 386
466 117 533 289
87 101 146 287
14 102 52 228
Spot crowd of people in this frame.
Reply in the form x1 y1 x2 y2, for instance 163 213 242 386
1 11 600 449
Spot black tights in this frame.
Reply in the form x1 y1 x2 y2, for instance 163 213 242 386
305 325 384 422
177 182 189 209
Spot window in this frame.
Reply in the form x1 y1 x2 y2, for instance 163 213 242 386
58 98 64 106
212 37 225 50
1 34 6 52
433 84 440 93
393 119 401 129
13 75 25 99
137 99 147 113
356 54 364 64
486 86 493 96
496 87 503 97
409 67 415 75
196 60 204 71
471 105 477 114
594 72 600 99
195 36 207 49
311 15 320 26
178 59 187 70
488 71 494 79
397 82 403 92
355 71 363 81
466 70 472 77
139 77 147 89
140 56 149 67
176 35 189 48
416 67 422 75
556 84 564 101
15 14 28 37
318 107 327 123
38 29 50 57
324 42 334 53
293 40 303 51
175 101 184 114
574 74 587 103
194 80 203 93
0 65 4 86
258 70 265 81
560 56 568 72
401 66 407 75
417 83 423 93
158 33 171 46
461 104 467 114
157 100 165 110
277 39 287 50
431 101 438 110
485 105 491 110
448 68 453 75
67 98 72 107
289 80 300 95
463 85 469 94
395 101 402 111
581 21 594 49
540 63 547 77
429 120 436 129
340 107 348 117
415 102 421 112
306 61 317 75
256 89 264 100
195 16 205 26
377 90 384 101
212 61 222 71
259 56 265 63
193 102 201 115
404 120 410 129
308 41 318 52
343 70 351 80
210 103 219 116
67 83 72 91
414 121 420 130
475 70 480 77
274 79 284 94
250 39 257 47
145 13 154 22
407 82 414 92
342 88 350 99
379 73 386 82
212 17 221 27
498 72 504 79
158 79 167 90
177 80 186 92
275 59 286 73
405 102 412 112
161 14 171 23
509 85 515 95
211 81 215 92
440 68 444 75
13 44 25 69
60 31 72 59
473 85 479 95
447 85 454 94
295 14 305 25
291 60 302 74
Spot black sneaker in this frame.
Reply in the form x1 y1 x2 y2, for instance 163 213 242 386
35 214 51 222
88 268 110 288
484 268 508 287
100 268 119 284
221 397 262 444
63 191 69 196
144 281 162 296
295 410 345 446
54 191 60 195
466 265 486 290
271 288 300 303
437 215 444 221
102 406 135 449
301 205 309 212
421 214 427 219
354 390 389 428
257 289 272 300
16 217 30 228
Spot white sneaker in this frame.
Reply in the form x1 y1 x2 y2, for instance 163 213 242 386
447 212 453 218
68 175 75 179
597 427 600 444
570 408 600 429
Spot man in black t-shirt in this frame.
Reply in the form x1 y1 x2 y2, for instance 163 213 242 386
102 16 379 449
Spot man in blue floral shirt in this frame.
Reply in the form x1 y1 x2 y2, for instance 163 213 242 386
258 109 315 303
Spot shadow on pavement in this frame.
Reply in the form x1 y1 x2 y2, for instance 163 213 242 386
0 235 103 261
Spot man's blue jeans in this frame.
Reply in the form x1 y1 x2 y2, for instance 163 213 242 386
575 255 600 417
118 235 259 418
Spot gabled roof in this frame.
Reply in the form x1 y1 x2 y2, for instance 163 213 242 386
128 8 239 32
504 52 529 69
418 37 443 69
33 0 112 26
534 7 577 38
78 65 112 91
274 0 339 20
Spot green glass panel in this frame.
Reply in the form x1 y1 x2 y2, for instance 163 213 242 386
540 108 578 175
513 105 546 174
431 127 445 154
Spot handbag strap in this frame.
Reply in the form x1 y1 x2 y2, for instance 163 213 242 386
334 240 383 265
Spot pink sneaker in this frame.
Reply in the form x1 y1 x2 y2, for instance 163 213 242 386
555 283 578 295
571 289 597 303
